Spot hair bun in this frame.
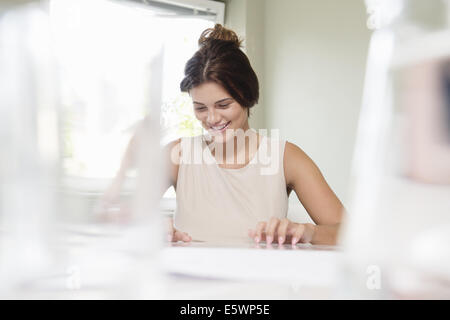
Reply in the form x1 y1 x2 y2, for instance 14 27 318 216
198 24 242 48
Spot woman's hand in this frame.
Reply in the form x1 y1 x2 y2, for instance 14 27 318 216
167 217 192 243
248 217 316 246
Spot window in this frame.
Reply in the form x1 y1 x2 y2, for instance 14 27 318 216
51 0 224 187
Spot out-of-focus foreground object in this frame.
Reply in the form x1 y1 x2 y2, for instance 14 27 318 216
340 0 450 299
0 0 165 298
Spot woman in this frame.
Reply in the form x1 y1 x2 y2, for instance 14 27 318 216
166 24 345 245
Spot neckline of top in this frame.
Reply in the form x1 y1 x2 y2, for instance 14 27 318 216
201 132 267 172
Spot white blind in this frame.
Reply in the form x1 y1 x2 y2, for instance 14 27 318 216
127 0 224 23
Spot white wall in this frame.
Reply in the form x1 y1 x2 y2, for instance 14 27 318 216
226 0 371 222
224 0 266 130
264 0 370 221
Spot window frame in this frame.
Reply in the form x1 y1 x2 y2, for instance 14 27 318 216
142 0 225 24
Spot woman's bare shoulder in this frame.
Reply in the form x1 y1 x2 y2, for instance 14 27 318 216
284 141 311 163
283 141 319 187
164 138 182 186
165 137 182 148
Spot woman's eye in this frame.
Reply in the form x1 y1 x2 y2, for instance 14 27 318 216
218 104 230 108
195 107 206 111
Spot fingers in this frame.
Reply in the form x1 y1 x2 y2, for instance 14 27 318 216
265 217 280 245
173 230 192 242
250 218 314 247
290 223 316 245
291 224 306 246
166 217 191 242
277 218 290 245
254 221 266 243
251 218 294 246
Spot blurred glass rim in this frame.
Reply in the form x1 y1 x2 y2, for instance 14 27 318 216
365 0 450 31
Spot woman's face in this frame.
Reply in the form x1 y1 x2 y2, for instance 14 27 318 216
190 81 249 142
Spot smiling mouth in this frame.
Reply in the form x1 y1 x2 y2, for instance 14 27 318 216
209 121 231 132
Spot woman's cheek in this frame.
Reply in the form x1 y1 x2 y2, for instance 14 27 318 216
194 112 204 123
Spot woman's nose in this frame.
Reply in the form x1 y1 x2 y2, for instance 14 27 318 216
207 109 220 124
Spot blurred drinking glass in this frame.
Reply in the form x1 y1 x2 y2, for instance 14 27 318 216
340 0 450 299
0 0 167 298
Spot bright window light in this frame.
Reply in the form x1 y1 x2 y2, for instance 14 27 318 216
49 0 213 180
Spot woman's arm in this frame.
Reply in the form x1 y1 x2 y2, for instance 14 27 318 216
249 142 345 245
284 141 344 227
165 138 193 242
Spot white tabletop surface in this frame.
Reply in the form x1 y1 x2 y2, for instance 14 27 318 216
2 224 344 299
160 240 342 299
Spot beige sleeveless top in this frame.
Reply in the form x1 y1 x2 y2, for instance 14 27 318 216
174 133 289 242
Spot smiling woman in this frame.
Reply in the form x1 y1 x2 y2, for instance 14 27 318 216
180 24 259 116
165 24 346 245
190 82 250 144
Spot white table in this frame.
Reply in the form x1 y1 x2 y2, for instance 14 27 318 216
2 224 343 299
161 241 342 299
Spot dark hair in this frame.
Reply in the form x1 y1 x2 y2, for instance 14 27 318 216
180 24 259 115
